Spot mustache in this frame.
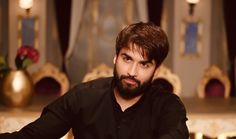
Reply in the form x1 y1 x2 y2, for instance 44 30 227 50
120 75 140 85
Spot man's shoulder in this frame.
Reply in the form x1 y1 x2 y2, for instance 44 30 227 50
150 86 177 99
44 77 113 116
149 86 185 108
80 77 113 89
71 77 113 96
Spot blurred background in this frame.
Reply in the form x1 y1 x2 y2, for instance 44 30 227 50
0 0 235 97
0 0 236 138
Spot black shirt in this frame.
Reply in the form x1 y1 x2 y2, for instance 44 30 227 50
0 77 189 139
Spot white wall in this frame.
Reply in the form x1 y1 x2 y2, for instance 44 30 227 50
173 0 212 97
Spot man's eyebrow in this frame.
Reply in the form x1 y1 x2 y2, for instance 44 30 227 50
121 52 154 64
120 53 132 58
140 60 154 64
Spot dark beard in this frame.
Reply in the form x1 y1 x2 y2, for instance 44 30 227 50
113 66 153 99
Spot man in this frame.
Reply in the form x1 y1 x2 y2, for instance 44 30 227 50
0 22 189 139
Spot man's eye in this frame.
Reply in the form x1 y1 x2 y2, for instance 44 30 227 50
123 57 131 62
140 63 150 68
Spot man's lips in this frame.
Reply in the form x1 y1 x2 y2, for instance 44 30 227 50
122 78 138 86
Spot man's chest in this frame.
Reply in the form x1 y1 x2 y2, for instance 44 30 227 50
73 98 159 139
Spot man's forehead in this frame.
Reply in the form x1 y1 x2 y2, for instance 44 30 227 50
121 43 148 58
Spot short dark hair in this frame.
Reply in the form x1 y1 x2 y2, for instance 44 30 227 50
115 22 169 67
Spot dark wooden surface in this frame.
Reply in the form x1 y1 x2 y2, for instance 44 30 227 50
0 95 59 112
182 97 236 114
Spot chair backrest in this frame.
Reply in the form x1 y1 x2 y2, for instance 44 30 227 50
32 63 70 96
189 132 204 139
153 65 182 96
197 65 231 99
82 64 182 96
218 131 236 139
82 64 113 82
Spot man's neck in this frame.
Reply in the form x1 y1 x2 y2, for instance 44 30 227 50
114 89 143 112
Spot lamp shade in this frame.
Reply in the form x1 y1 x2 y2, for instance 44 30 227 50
186 0 200 4
19 0 34 10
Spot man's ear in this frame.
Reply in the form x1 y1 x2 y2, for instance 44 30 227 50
113 55 117 64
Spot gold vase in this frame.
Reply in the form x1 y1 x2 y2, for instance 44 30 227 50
0 70 34 107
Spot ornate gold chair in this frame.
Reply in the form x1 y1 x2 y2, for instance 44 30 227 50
82 64 113 82
190 132 226 139
189 132 204 139
197 65 231 99
218 131 236 139
32 63 72 139
152 65 182 96
82 64 182 96
32 63 70 96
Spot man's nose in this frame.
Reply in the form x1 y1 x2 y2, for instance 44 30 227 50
128 63 138 77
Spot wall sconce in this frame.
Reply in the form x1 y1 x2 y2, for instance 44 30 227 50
186 0 200 16
18 0 38 48
19 0 34 15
